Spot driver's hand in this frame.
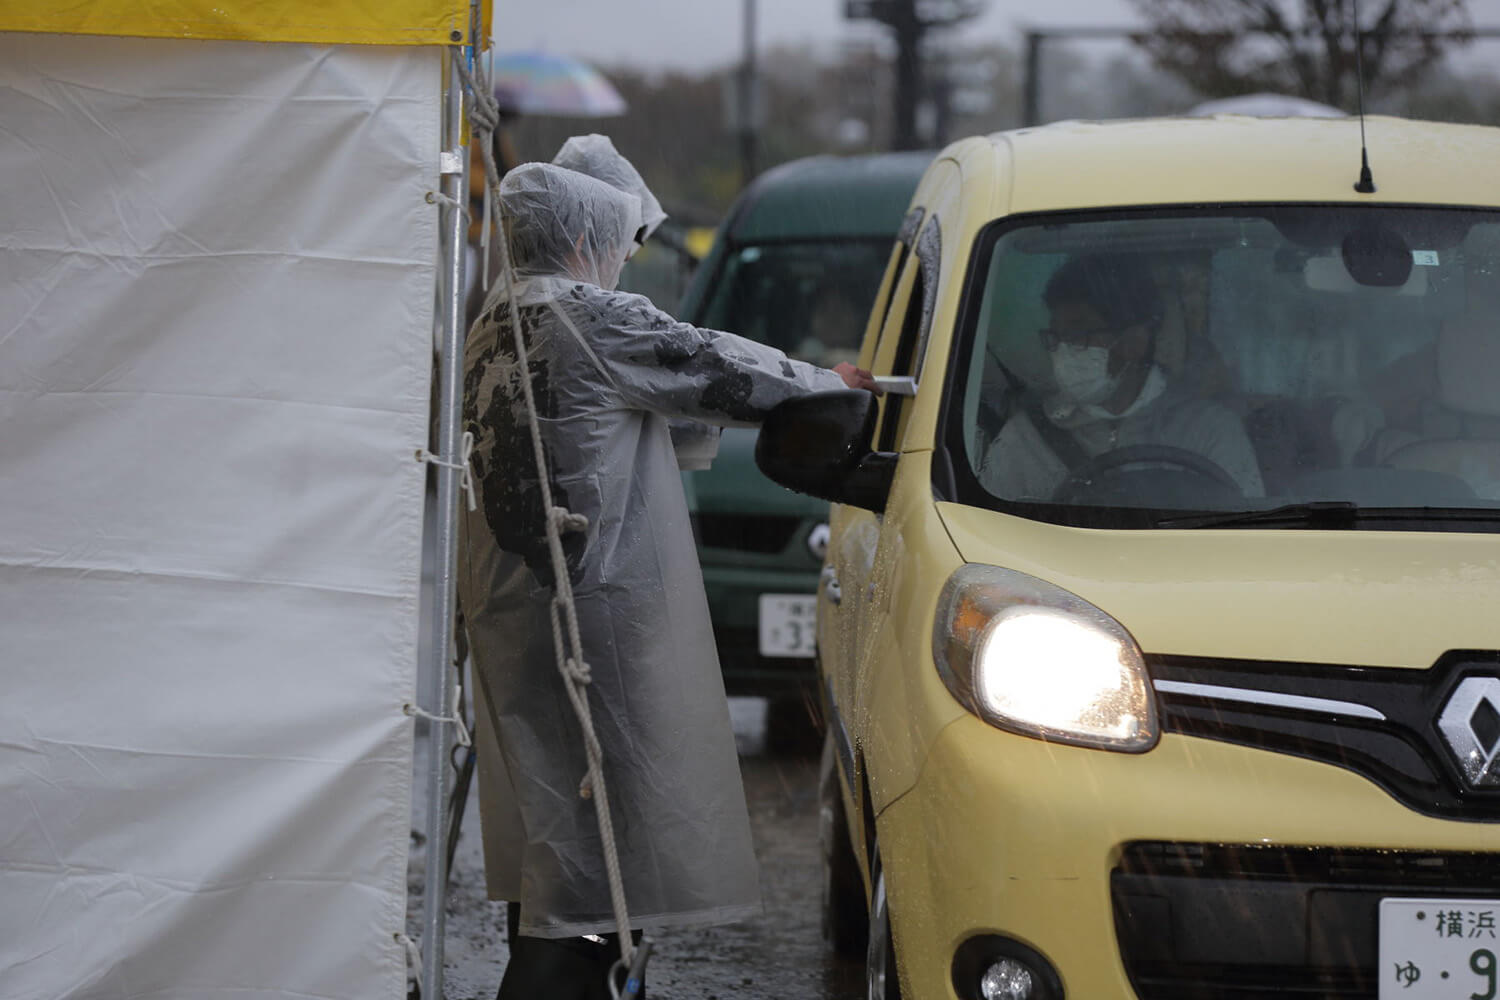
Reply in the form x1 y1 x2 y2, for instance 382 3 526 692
833 362 881 394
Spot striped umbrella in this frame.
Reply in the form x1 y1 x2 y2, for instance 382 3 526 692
487 50 627 117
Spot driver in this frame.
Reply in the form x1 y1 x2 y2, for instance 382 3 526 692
979 253 1263 500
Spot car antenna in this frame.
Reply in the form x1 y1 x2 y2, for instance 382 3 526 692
1352 0 1376 193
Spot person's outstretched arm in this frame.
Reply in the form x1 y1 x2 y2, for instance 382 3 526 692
561 289 876 426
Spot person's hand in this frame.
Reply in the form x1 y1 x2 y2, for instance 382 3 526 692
833 362 881 394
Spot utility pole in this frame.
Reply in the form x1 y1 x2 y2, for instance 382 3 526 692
739 0 758 185
890 0 922 150
1022 30 1044 128
1020 26 1139 126
845 0 984 151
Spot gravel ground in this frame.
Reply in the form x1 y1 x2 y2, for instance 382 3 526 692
408 698 863 1000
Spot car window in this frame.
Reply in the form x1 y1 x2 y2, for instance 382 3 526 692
876 259 924 452
698 239 892 367
856 217 917 371
948 205 1500 528
864 213 940 453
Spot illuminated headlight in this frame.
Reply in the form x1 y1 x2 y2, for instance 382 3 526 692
932 564 1157 752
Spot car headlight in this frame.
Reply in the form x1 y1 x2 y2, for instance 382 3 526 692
932 564 1158 752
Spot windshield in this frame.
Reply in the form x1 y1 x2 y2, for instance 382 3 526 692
698 239 891 367
950 205 1500 529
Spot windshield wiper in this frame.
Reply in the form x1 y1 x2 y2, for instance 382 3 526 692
1157 501 1363 529
1157 502 1500 530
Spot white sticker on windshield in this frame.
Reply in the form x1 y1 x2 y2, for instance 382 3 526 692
1412 249 1439 266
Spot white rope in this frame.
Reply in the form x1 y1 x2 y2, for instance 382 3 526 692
405 699 473 749
425 188 470 222
419 430 477 512
481 179 493 294
550 505 590 535
396 932 422 984
456 55 641 974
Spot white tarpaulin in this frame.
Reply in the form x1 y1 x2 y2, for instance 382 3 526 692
0 32 440 999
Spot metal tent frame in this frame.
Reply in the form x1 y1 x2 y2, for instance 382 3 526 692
417 6 482 998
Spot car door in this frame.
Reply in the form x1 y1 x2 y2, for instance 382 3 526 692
820 213 915 746
847 213 941 698
821 205 942 833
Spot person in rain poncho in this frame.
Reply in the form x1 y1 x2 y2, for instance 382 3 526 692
552 133 721 471
552 133 667 252
459 159 876 998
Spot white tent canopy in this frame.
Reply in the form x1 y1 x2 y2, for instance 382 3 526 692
1 4 481 996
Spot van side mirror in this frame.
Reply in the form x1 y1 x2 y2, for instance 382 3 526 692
755 390 897 512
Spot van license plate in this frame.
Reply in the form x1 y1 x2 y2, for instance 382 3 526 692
758 594 817 658
1379 898 1500 999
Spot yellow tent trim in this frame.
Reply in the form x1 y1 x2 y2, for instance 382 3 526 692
0 0 490 47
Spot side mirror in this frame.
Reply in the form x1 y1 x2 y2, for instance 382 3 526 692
755 389 898 512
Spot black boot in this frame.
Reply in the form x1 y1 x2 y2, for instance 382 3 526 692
497 902 644 1000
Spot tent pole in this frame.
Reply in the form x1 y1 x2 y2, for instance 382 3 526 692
420 37 472 1000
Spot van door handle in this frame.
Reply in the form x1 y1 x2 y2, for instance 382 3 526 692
821 566 842 606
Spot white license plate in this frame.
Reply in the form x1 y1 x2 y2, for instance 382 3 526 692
757 593 817 658
1379 898 1500 999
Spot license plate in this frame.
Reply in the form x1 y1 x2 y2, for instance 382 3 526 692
1379 898 1500 999
757 593 817 658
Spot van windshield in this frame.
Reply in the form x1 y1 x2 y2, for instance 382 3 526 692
698 240 890 368
951 205 1500 530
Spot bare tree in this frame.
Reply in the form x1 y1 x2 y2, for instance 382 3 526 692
1128 0 1472 107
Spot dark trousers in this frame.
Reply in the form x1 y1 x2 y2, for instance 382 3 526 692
498 902 645 1000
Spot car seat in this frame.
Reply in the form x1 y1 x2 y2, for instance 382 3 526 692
1244 395 1384 494
1384 309 1500 498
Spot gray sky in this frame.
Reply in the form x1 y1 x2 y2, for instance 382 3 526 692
494 0 1143 72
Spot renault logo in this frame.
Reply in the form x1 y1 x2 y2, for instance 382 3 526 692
1438 677 1500 788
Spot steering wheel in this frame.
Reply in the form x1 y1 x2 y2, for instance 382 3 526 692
1052 444 1240 503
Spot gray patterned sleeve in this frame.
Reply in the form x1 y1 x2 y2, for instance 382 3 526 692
570 287 847 426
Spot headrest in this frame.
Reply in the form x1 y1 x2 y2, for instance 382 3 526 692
1437 314 1500 418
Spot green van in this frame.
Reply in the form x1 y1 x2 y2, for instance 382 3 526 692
676 152 931 709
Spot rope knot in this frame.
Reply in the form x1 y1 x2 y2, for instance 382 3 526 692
419 430 477 511
550 506 590 534
564 657 593 685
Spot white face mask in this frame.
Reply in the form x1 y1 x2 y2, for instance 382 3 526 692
1050 343 1119 405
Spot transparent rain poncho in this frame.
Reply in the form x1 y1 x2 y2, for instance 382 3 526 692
552 133 666 253
459 161 844 937
551 134 718 466
494 161 642 291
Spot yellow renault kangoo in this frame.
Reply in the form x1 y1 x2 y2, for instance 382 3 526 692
756 115 1500 1000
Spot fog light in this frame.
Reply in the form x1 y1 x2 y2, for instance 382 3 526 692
806 522 830 560
953 935 1061 1000
980 958 1034 1000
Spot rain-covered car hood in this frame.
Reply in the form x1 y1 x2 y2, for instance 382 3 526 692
937 501 1500 671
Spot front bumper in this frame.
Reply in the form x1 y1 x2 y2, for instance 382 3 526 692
876 714 1500 1000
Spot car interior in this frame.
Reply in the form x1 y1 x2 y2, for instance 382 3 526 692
958 208 1500 519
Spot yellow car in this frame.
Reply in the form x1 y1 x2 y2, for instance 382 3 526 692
755 115 1500 1000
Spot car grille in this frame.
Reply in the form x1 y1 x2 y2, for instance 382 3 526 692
1147 651 1500 821
1113 841 1500 1000
693 513 803 554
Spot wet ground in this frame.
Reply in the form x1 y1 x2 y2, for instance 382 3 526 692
418 698 864 1000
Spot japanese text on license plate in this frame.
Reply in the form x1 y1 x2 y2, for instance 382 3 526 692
758 593 817 658
1380 898 1500 999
